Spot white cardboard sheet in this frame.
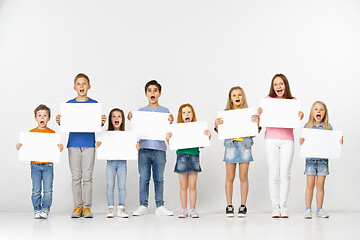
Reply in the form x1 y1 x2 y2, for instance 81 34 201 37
96 131 138 160
60 103 102 132
217 108 258 139
131 111 170 141
260 98 301 128
168 121 210 150
300 128 342 159
18 132 61 163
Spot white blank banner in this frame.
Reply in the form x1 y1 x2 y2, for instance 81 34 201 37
300 128 342 159
260 98 301 128
217 108 258 139
60 103 102 132
96 131 138 160
131 111 170 141
169 121 210 150
18 132 61 163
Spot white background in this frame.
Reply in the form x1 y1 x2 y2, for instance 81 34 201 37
0 0 359 213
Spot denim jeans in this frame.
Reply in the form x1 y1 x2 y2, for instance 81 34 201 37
31 163 54 211
106 160 127 206
138 149 166 207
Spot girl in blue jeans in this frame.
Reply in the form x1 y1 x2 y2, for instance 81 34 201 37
300 101 343 219
96 108 139 218
166 103 211 218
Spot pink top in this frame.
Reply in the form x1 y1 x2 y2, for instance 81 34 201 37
264 96 295 141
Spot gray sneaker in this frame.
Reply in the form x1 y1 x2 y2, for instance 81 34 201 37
34 210 42 219
316 209 329 218
178 209 188 218
304 209 312 219
189 209 199 218
40 210 50 219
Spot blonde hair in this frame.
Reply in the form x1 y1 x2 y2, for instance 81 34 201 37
306 101 330 130
177 103 197 123
225 86 248 110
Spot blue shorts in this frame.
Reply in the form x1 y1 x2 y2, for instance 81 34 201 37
304 159 329 176
224 140 254 163
174 154 201 174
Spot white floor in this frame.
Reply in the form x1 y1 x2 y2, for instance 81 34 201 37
1 211 358 240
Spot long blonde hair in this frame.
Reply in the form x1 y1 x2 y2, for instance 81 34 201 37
225 86 248 110
306 101 330 130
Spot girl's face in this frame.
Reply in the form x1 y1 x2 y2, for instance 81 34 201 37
111 111 123 130
181 106 193 123
312 103 326 123
230 89 243 108
273 77 285 98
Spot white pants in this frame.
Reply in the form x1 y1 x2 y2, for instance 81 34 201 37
265 139 294 206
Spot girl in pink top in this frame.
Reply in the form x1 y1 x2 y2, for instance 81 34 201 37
258 74 304 218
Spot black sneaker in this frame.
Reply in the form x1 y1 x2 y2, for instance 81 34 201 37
238 205 247 217
226 205 234 217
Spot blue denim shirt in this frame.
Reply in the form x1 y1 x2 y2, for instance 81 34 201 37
304 122 333 161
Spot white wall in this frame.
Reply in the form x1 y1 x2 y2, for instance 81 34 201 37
0 0 359 213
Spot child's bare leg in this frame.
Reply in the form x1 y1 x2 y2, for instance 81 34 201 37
316 176 326 208
188 173 198 209
179 174 189 209
238 163 250 205
225 163 236 206
305 175 316 207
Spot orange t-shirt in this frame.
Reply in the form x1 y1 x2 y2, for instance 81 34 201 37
29 127 56 164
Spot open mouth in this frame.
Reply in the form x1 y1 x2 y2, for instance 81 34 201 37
40 121 44 125
185 117 190 122
316 114 321 120
235 100 240 103
115 121 120 125
80 89 84 93
151 96 155 100
276 89 283 94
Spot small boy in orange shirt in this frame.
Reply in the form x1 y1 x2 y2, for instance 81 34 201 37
16 104 63 219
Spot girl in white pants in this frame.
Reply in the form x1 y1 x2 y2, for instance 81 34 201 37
258 74 303 218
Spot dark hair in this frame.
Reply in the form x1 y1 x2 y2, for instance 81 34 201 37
144 80 161 93
74 73 90 84
108 108 125 131
34 104 51 118
268 73 294 99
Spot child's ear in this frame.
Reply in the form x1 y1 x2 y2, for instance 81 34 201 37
88 84 91 90
73 85 76 90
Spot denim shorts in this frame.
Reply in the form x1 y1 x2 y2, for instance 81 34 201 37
304 159 329 176
174 154 201 174
224 140 254 163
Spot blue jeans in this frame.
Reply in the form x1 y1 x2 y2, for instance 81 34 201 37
31 163 54 211
138 149 166 207
106 160 127 206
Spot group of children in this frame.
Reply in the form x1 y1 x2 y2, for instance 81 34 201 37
16 73 343 220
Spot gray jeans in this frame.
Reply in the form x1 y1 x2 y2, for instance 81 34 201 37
68 147 95 208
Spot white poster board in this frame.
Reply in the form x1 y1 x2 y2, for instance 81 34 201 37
96 131 138 160
300 128 342 159
131 111 170 141
217 108 258 139
168 121 210 150
260 98 301 129
18 132 61 163
60 103 102 132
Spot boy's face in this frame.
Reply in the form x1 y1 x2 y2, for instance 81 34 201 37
145 85 161 104
35 110 50 129
74 77 91 97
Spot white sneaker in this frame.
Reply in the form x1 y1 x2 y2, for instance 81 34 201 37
316 209 329 218
272 205 280 218
40 210 49 219
133 206 148 216
155 206 173 216
106 206 115 218
189 209 199 218
117 206 129 218
304 209 312 219
280 204 289 218
34 210 42 219
178 209 188 218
